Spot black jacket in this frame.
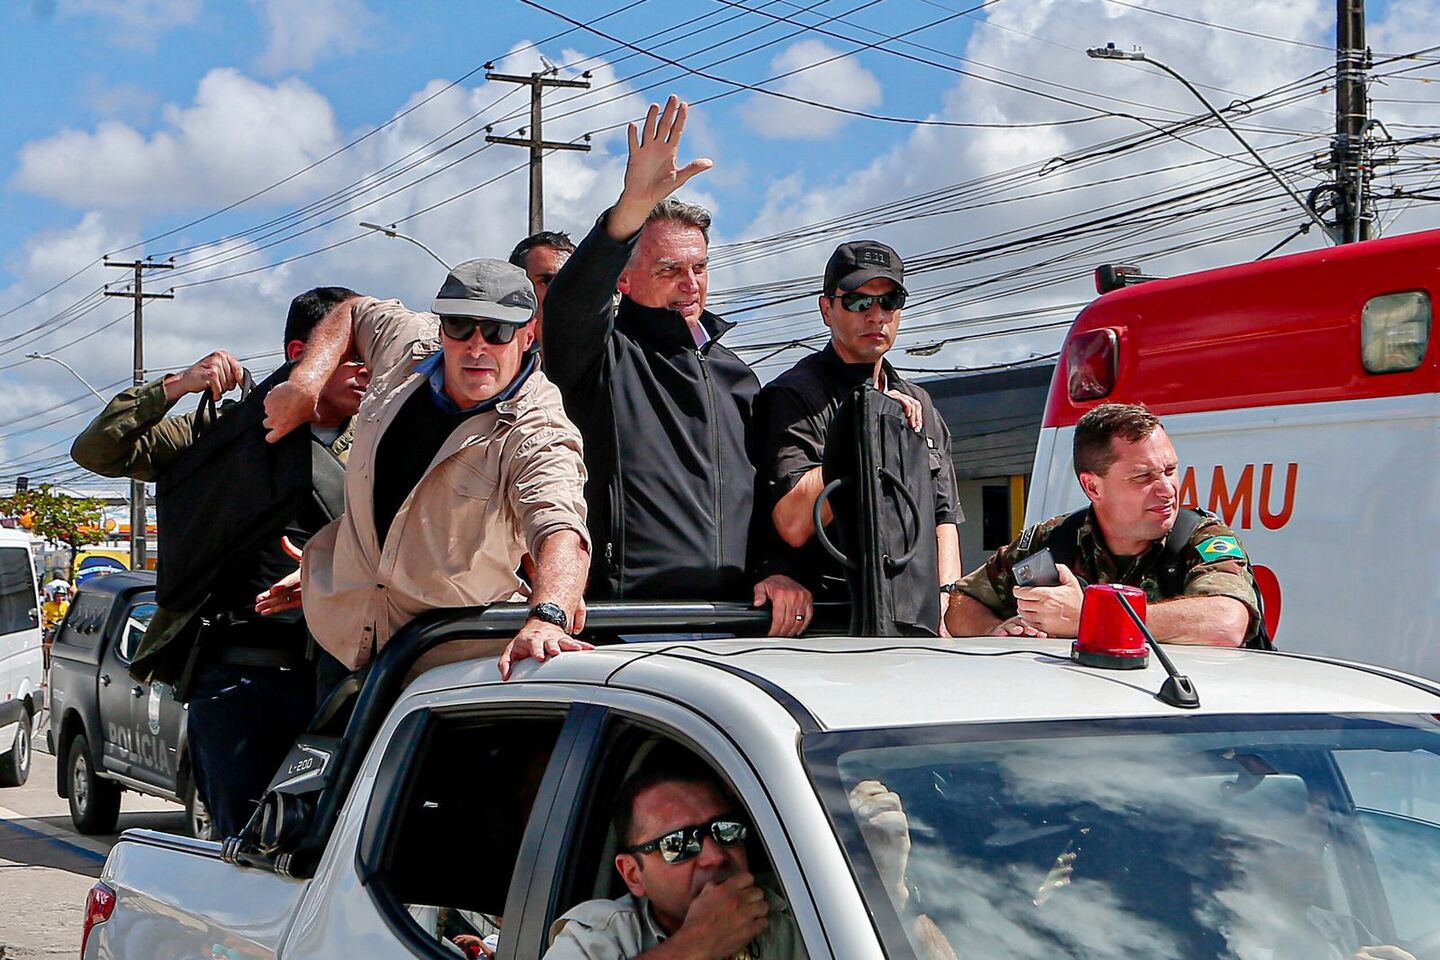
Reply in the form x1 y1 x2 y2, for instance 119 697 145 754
753 344 961 599
543 212 759 600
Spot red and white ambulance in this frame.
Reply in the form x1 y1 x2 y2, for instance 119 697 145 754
1028 227 1440 678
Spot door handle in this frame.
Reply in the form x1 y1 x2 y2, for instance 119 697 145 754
131 685 145 699
100 674 111 686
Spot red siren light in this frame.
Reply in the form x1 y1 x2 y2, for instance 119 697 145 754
1073 584 1149 669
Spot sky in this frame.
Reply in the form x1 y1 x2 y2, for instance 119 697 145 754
2 0 1439 497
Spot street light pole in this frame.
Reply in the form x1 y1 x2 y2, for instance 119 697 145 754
1087 44 1335 243
25 352 107 402
358 222 453 271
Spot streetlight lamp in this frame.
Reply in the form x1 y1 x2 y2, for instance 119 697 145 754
1086 43 1335 243
26 351 147 568
358 222 453 270
25 352 107 401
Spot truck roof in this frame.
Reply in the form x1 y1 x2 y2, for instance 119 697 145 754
74 570 156 601
403 636 1440 732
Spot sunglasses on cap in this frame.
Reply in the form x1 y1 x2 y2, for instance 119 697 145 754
625 817 748 864
832 290 907 313
439 314 524 345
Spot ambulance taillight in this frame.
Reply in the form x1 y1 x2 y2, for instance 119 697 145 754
1066 328 1117 401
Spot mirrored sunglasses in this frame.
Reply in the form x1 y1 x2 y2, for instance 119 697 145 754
439 315 523 345
836 290 907 313
626 818 748 864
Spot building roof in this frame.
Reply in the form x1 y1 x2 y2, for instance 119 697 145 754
919 361 1055 480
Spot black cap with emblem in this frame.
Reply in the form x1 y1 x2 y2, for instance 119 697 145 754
431 258 537 324
823 240 906 296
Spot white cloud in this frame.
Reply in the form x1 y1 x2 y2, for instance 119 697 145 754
11 68 342 212
56 0 201 50
720 0 1440 381
81 78 163 125
253 0 374 75
0 46 659 493
739 39 884 140
7 1 1440 484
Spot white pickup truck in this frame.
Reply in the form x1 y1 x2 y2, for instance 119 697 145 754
84 601 1440 960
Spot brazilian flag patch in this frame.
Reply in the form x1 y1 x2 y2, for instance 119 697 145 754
1196 536 1246 562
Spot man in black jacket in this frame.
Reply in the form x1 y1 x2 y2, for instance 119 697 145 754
70 287 364 838
543 95 810 635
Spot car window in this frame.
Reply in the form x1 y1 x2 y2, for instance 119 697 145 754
115 601 156 662
550 726 809 960
1333 747 1440 940
365 712 565 959
0 546 36 635
807 714 1440 960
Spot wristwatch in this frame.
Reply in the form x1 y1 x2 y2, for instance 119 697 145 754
939 581 963 595
527 601 569 631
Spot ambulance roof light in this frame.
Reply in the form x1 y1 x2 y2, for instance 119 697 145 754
1095 263 1162 294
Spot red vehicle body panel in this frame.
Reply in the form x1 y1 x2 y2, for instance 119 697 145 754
1042 228 1440 428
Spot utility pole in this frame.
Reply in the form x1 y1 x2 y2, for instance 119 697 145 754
485 65 592 234
103 258 174 570
1332 0 1374 242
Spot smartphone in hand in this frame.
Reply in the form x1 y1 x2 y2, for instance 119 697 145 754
1013 547 1061 588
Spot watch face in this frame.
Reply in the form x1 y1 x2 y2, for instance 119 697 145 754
529 602 568 629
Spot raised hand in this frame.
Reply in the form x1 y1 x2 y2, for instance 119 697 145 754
609 95 714 240
849 780 912 900
164 350 244 403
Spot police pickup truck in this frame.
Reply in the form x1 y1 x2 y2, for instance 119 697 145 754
46 571 211 839
80 596 1440 960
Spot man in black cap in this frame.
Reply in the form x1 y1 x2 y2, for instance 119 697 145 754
542 94 811 635
260 259 592 680
753 241 963 617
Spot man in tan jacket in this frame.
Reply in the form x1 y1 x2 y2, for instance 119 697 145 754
258 259 591 680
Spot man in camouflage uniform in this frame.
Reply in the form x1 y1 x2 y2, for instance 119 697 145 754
945 403 1262 647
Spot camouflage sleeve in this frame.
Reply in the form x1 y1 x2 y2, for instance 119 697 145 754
70 377 203 482
1182 517 1261 641
953 515 1067 618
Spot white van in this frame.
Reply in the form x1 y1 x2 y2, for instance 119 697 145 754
1028 227 1440 680
0 527 44 786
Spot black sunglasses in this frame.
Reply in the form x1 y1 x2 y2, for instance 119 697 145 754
833 290 906 313
439 315 523 345
625 818 748 864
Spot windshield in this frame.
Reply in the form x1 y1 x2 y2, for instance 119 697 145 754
806 714 1440 960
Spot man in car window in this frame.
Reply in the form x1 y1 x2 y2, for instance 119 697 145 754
258 260 592 681
545 748 806 959
944 402 1262 646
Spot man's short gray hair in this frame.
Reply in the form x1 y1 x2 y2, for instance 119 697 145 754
646 198 711 242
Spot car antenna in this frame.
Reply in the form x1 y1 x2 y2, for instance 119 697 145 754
1114 592 1200 709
